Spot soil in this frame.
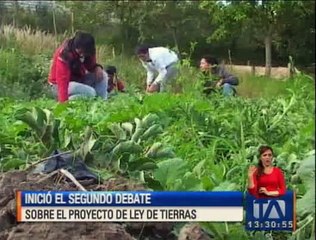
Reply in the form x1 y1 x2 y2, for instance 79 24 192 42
0 170 211 240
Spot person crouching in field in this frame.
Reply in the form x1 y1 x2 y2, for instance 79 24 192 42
247 145 286 198
135 44 179 93
199 55 239 96
48 31 108 103
105 65 126 93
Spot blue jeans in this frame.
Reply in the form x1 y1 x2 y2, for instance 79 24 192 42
222 83 236 96
51 71 108 101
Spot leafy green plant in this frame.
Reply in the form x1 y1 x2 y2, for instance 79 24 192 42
0 71 314 239
292 152 315 240
14 107 60 156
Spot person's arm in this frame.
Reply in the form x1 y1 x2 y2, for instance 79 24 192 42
152 67 167 86
56 57 71 103
142 62 155 86
84 55 104 82
261 189 279 197
218 66 239 85
117 79 125 92
84 55 102 72
223 76 239 85
247 166 258 197
103 71 108 100
151 58 168 85
248 176 257 192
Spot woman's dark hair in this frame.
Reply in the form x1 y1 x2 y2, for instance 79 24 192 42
257 145 274 176
59 31 96 79
105 65 117 75
202 55 218 65
73 31 96 56
61 31 95 60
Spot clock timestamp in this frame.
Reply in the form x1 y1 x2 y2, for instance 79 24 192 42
247 220 293 230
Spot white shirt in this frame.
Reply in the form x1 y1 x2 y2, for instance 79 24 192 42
141 47 179 85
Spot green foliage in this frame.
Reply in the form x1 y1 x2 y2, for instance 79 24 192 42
2 1 314 65
0 3 315 238
0 72 314 238
15 107 60 155
290 152 315 240
0 48 50 99
200 0 315 66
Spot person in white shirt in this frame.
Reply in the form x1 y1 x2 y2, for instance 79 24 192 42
135 45 179 93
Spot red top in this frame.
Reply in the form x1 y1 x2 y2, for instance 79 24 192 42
108 79 125 93
48 40 97 102
248 167 286 198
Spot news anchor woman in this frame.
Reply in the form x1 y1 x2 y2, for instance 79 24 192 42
247 145 286 198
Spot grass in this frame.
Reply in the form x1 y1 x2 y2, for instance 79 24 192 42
236 74 301 98
0 24 113 58
0 25 59 55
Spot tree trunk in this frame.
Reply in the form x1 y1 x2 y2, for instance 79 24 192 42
52 3 58 47
71 12 74 35
264 34 272 77
171 27 180 56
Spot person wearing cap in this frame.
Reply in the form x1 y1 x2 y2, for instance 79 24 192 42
135 44 179 93
48 31 108 103
105 65 125 93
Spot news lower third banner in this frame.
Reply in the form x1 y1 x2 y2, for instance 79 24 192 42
16 191 243 222
245 191 296 231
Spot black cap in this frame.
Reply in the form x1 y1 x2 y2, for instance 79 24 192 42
105 65 117 75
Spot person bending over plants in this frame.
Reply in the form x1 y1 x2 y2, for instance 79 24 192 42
247 145 287 198
105 65 126 94
199 55 239 96
135 44 179 93
48 31 108 103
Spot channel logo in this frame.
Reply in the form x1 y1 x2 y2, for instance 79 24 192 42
253 199 286 219
245 191 296 231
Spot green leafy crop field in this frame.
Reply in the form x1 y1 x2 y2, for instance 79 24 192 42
0 73 314 239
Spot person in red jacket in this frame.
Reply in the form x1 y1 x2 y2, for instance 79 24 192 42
48 31 108 103
105 65 126 93
247 145 286 198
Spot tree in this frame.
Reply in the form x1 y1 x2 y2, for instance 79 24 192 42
128 1 211 57
200 0 315 76
58 1 211 57
274 1 315 66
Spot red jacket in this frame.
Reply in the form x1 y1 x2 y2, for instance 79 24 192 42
248 167 286 198
48 40 98 102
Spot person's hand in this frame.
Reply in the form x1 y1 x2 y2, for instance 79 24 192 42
147 83 159 93
248 166 257 178
95 66 104 81
216 79 223 88
259 187 270 196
